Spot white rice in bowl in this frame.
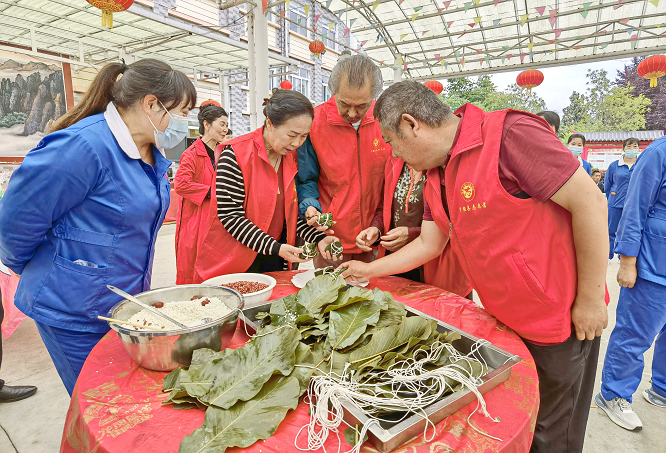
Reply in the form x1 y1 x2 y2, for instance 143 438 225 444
126 296 234 331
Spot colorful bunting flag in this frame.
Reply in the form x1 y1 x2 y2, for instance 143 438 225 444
444 1 452 9
313 27 317 32
286 0 290 8
422 30 429 36
614 0 624 10
479 58 484 65
326 0 332 9
494 0 499 5
535 6 546 16
459 31 468 37
520 14 529 25
464 2 473 12
502 46 509 51
493 19 501 26
445 61 449 69
423 62 428 68
631 41 638 49
435 54 441 61
262 0 268 14
441 60 446 68
399 0 405 4
649 0 659 6
329 22 335 31
581 2 592 18
349 18 357 27
400 33 408 40
619 18 630 24
600 43 609 48
315 14 321 23
303 5 310 15
501 56 506 63
626 27 634 34
437 8 445 14
454 50 460 58
403 62 408 70
344 28 350 36
630 33 638 40
527 42 534 51
461 58 465 68
412 13 419 22
280 10 285 20
474 16 482 25
414 6 423 12
337 10 344 19
549 9 558 28
397 58 402 66
554 28 562 38
373 1 380 12
474 0 480 5
506 54 512 60
322 31 327 39
520 53 527 63
529 51 534 59
447 21 454 28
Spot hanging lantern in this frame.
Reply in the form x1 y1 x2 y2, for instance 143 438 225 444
424 80 443 95
280 80 293 90
200 99 221 107
637 54 666 88
516 68 544 95
86 0 134 29
309 40 326 58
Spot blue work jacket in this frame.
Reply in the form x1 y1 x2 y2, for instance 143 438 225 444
606 159 632 208
581 158 592 175
0 113 171 332
615 136 666 286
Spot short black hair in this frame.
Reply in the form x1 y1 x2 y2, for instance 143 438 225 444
623 137 640 149
567 133 586 146
198 104 228 135
592 170 601 175
535 111 560 133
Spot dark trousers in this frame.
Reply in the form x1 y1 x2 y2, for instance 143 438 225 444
522 330 601 453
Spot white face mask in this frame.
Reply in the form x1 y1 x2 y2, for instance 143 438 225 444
146 101 189 149
568 145 583 157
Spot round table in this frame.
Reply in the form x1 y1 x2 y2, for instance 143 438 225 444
60 272 538 453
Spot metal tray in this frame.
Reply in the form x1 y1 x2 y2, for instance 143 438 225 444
242 300 522 453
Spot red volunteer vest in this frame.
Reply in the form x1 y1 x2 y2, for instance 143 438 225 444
378 157 472 297
309 97 391 253
195 127 299 281
425 104 578 344
174 137 216 284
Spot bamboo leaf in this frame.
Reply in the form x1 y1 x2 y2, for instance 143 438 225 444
179 376 300 453
349 317 436 365
179 326 299 409
292 342 315 393
327 300 381 350
297 274 346 316
323 286 374 313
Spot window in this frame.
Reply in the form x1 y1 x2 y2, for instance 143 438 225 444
289 2 308 36
289 68 311 98
322 75 332 102
320 19 336 50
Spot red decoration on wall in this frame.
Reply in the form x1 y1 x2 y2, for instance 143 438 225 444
309 40 326 58
280 80 293 90
424 80 444 94
516 68 544 95
637 54 666 87
86 0 134 28
200 99 221 107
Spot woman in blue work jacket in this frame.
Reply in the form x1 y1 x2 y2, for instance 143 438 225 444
0 59 196 395
605 137 640 259
567 133 592 175
596 135 666 430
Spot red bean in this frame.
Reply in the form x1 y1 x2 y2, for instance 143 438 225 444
153 301 164 308
201 298 211 306
191 295 203 301
223 281 269 294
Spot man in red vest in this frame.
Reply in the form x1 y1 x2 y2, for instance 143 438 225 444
296 55 391 267
340 81 609 453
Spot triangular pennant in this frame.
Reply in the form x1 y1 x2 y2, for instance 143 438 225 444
631 40 638 49
520 53 526 63
349 18 357 27
445 61 449 69
280 10 285 20
506 54 512 60
549 40 556 44
502 46 509 51
344 28 350 37
315 14 321 23
459 31 468 37
441 60 446 67
469 22 476 28
414 6 423 12
479 58 484 65
520 14 529 25
583 2 592 9
286 0 291 8
649 0 659 6
447 21 454 28
575 46 582 50
435 53 441 61
600 43 609 49
326 0 332 9
536 6 546 16
437 7 445 13
321 31 326 39
444 1 452 8
400 33 408 40
375 33 381 43
379 61 384 66
464 2 473 12
494 0 499 5
461 58 466 67
329 22 335 31
303 5 310 16
337 10 344 19
373 1 380 12
554 28 562 38
380 36 385 43
474 0 481 5
397 58 403 66
528 42 534 51
549 16 557 28
403 62 408 70
399 0 405 4
626 27 634 34
313 26 317 32
501 56 506 63
412 13 419 22
474 16 482 25
485 55 490 62
598 30 608 34
580 10 590 19
422 30 429 36
359 40 368 47
619 18 630 24
262 0 268 14
493 19 501 26
297 18 301 25
630 33 638 40
529 51 534 59
423 62 428 68
454 50 460 58
549 9 558 18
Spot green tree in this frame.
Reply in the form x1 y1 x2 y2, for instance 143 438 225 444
440 76 546 113
484 84 547 113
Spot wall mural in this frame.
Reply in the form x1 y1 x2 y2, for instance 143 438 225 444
0 50 67 158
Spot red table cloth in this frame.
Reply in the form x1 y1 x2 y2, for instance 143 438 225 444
0 271 26 339
61 272 538 453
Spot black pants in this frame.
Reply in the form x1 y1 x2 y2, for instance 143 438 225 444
522 330 601 453
246 253 286 273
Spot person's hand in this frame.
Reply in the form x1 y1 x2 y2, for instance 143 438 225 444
381 227 410 252
278 244 307 263
356 227 380 252
337 260 373 283
305 206 335 234
318 236 341 262
617 258 638 288
571 294 608 341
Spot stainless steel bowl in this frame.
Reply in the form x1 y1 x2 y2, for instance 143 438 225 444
107 284 244 372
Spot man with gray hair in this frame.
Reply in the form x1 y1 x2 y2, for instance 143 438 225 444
296 54 390 267
339 81 609 453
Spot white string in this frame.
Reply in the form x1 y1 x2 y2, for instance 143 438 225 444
294 340 503 453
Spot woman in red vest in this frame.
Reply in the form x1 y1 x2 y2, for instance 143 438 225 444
195 90 339 279
174 103 228 284
357 156 472 296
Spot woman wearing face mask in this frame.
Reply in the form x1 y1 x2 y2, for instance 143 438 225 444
567 133 592 175
174 103 228 284
195 90 339 279
0 59 195 395
605 137 641 259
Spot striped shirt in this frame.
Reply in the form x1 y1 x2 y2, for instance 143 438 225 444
216 146 326 256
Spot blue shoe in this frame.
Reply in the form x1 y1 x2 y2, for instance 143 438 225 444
643 388 666 407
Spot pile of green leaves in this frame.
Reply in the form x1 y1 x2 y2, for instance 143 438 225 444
163 275 476 452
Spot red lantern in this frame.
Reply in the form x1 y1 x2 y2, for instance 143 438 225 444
280 80 293 90
86 0 134 29
424 80 443 95
516 68 544 95
200 99 221 107
309 40 326 58
637 55 666 88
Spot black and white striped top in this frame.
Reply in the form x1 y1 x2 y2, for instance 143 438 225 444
216 146 326 256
